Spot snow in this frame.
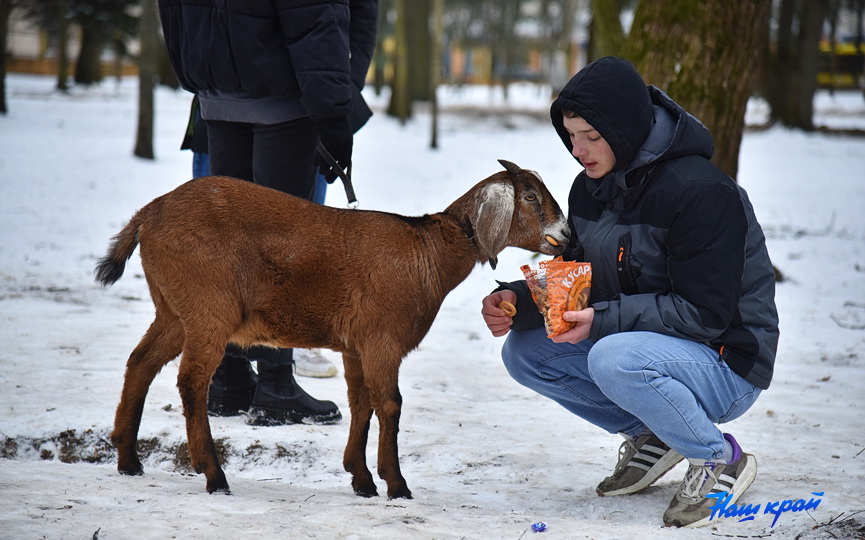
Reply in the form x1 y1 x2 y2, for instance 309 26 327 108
1 74 863 539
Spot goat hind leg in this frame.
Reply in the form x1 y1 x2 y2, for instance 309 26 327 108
112 312 184 477
342 351 378 497
176 338 231 494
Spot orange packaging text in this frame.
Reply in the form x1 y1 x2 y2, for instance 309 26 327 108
521 257 592 337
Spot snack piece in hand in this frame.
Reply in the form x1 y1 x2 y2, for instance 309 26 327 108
499 301 517 317
521 257 591 337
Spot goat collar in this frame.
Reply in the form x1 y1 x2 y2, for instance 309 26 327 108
434 212 477 245
439 212 489 267
458 216 476 245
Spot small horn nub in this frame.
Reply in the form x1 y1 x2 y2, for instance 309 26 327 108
497 159 521 175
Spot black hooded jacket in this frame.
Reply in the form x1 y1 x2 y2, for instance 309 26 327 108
158 0 377 125
501 57 779 390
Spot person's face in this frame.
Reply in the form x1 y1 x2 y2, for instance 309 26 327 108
562 115 616 178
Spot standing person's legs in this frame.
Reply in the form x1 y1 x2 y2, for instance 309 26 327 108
201 120 259 417
312 172 328 205
202 119 339 423
252 117 317 200
244 117 339 424
206 120 254 182
192 152 210 178
250 117 340 381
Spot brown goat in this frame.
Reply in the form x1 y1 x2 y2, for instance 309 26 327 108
95 159 569 499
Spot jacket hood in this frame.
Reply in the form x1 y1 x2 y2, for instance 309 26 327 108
551 57 653 172
551 57 714 174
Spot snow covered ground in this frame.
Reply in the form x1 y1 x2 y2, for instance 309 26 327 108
1 74 863 539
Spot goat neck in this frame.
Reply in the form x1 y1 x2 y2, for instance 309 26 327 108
420 212 484 293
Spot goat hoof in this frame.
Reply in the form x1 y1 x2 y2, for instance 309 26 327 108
206 476 231 494
388 486 413 500
352 482 378 498
118 462 144 476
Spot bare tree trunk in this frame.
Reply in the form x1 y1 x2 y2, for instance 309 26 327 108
387 0 411 122
766 0 795 124
134 0 158 159
74 26 105 85
545 0 578 96
407 0 431 101
429 0 443 149
372 0 390 95
767 0 830 130
55 0 71 92
853 0 865 98
0 0 11 114
855 0 865 100
773 0 829 130
495 0 521 100
589 0 625 61
625 0 771 180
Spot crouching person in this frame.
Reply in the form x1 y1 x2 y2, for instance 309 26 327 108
480 57 779 528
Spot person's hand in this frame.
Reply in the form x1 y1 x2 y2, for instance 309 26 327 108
314 117 353 183
550 307 594 344
481 290 517 337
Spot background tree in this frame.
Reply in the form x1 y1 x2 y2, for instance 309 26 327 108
430 0 444 149
71 0 137 85
0 0 12 114
589 0 626 60
624 0 771 180
16 0 74 91
387 0 412 122
765 0 831 130
133 0 157 159
539 0 579 95
53 0 72 91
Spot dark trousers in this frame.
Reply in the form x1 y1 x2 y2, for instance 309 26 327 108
206 117 318 200
205 117 318 369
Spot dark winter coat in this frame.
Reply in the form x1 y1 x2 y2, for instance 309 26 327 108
158 0 378 125
501 57 779 390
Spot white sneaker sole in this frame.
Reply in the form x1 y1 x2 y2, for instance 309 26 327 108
686 453 758 528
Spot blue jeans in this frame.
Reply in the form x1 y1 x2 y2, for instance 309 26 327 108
502 328 761 461
193 152 210 178
313 172 327 205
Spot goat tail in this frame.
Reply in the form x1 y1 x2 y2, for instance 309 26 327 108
94 215 142 287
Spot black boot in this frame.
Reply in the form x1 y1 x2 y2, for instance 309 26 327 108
207 344 258 417
246 347 342 426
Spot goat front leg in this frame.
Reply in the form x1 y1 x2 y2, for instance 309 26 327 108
176 339 230 494
342 351 378 497
113 313 184 477
368 358 412 500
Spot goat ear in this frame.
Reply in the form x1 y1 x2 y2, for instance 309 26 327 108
497 159 521 175
473 182 515 270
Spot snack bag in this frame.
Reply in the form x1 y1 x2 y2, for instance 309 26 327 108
521 257 592 337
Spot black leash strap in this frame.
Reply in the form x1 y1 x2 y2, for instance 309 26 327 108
316 141 358 208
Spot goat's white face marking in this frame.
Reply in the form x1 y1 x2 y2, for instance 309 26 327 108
521 170 569 252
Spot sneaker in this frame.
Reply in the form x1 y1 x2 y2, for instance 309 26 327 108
663 433 758 528
293 348 338 378
596 432 684 496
